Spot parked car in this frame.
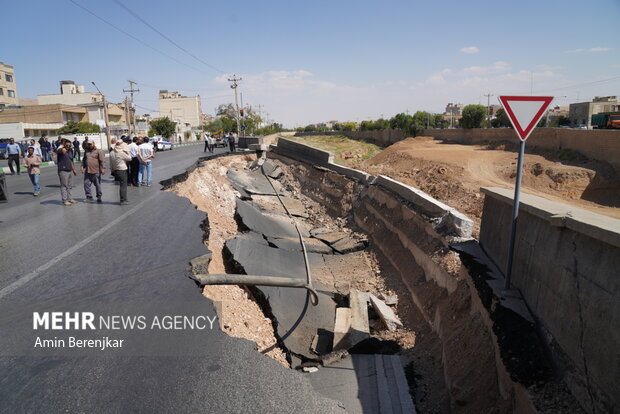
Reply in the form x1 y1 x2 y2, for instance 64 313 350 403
151 136 173 151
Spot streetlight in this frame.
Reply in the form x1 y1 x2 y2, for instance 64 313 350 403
91 82 111 149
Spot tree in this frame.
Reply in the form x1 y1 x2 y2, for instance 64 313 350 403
150 117 177 138
340 122 357 131
492 108 512 128
461 105 487 129
389 113 413 131
373 118 390 130
57 121 101 134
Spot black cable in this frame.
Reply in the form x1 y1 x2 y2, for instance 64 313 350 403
112 0 227 74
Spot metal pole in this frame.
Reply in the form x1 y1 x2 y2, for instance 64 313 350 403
91 82 111 149
505 139 526 290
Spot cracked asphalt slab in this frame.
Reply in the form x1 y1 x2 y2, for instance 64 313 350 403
0 145 344 413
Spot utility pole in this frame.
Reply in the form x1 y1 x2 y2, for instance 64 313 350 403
484 93 494 128
257 104 264 127
91 82 111 149
123 80 140 135
228 75 242 137
124 97 131 135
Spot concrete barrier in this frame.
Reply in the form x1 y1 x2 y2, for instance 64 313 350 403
480 187 620 413
274 138 334 165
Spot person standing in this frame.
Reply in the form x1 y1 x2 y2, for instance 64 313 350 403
203 132 209 152
23 146 42 196
72 137 81 161
43 137 52 161
110 140 131 205
6 138 22 175
128 136 140 187
56 139 77 206
81 140 106 203
82 136 90 152
29 139 43 159
228 132 236 153
138 137 154 187
208 134 214 153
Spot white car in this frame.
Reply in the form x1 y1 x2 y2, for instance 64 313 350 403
152 137 173 151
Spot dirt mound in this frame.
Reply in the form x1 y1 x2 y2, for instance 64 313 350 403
357 137 620 236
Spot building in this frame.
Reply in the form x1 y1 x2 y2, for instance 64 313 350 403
158 90 202 127
569 96 620 128
37 80 103 106
444 103 463 116
0 122 65 140
0 62 18 107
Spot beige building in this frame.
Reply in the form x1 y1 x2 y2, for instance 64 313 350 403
0 62 18 107
569 96 620 128
38 80 103 106
158 90 202 127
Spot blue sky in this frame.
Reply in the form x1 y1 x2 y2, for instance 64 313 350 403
4 0 620 127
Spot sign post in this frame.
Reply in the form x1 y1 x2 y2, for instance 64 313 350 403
498 96 553 290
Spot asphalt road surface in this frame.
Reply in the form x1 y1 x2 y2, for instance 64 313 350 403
0 144 343 413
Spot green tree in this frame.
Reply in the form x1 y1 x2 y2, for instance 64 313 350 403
340 122 357 131
373 118 390 130
389 113 413 130
492 108 512 128
150 117 177 138
461 105 487 129
57 121 101 134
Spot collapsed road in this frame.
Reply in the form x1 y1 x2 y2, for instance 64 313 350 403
0 144 344 413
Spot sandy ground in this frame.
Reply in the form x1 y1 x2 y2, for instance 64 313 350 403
171 155 289 366
352 137 620 236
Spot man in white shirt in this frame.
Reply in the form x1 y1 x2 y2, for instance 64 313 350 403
137 137 155 187
128 137 140 187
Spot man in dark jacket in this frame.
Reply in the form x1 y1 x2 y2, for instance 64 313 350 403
72 137 81 161
81 140 106 203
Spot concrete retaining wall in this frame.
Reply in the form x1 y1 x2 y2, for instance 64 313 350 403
424 128 620 174
274 139 473 238
268 141 540 412
480 187 620 414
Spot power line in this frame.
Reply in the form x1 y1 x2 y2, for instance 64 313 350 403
68 0 205 74
111 0 226 74
534 75 620 93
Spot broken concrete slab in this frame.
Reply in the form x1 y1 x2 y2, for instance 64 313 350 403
333 308 352 351
311 329 333 356
227 168 281 196
369 294 403 331
331 236 368 254
236 198 309 239
225 237 336 360
189 252 212 275
380 293 398 307
261 159 283 179
249 195 308 218
268 236 334 255
348 290 370 348
310 227 334 236
313 231 348 245
309 354 416 414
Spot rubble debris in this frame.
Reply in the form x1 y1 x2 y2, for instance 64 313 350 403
313 231 348 245
369 294 403 331
189 252 212 275
380 293 398 307
331 236 368 254
268 236 334 254
311 329 333 355
261 159 283 179
310 227 333 236
302 367 319 373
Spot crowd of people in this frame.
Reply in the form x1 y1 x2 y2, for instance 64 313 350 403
7 135 156 205
203 132 237 154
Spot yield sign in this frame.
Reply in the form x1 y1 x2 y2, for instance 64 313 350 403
498 96 553 141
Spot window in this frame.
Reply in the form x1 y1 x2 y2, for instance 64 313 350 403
8 90 15 98
0 88 3 95
5 74 13 82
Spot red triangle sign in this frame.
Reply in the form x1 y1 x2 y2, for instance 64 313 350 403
498 96 554 141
